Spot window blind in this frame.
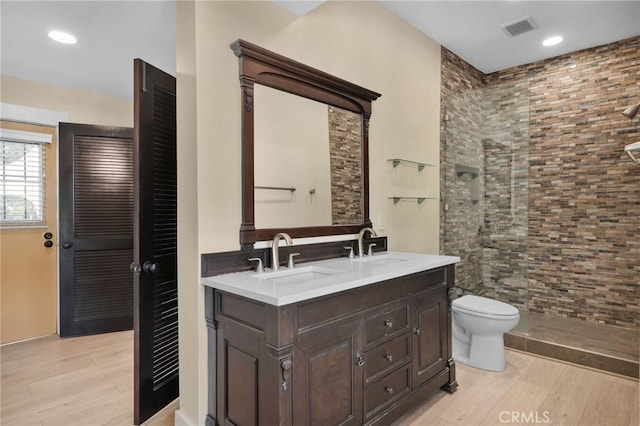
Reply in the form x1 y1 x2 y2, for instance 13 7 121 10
0 128 52 227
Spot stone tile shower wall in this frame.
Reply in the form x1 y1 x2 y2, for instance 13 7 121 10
441 48 485 294
441 37 640 328
328 106 362 225
490 37 640 328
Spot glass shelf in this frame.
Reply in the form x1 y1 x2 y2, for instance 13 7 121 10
387 158 436 172
389 196 438 205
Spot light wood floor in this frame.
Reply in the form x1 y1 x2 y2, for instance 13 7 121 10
397 349 639 426
1 331 175 426
2 331 638 426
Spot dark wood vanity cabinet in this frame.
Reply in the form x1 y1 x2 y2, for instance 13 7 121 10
205 265 457 426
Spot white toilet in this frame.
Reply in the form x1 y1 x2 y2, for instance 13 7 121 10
452 295 520 372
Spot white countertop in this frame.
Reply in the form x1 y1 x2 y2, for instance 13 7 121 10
201 251 460 306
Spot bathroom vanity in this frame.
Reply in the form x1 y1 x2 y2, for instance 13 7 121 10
202 252 459 425
201 40 459 425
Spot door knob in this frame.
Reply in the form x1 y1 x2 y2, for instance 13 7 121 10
142 261 159 274
62 242 73 249
130 263 141 274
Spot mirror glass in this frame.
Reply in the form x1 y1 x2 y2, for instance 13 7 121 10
253 84 362 229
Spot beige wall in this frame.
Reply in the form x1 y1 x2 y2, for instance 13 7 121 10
1 76 133 127
177 1 442 423
175 0 202 423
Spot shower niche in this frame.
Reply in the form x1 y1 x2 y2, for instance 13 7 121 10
455 164 480 204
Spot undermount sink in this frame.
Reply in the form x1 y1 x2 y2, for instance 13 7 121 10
352 254 408 266
253 265 344 283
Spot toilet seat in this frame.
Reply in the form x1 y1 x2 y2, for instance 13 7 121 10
453 295 519 318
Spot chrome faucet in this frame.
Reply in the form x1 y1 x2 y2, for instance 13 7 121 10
271 232 292 271
357 227 377 258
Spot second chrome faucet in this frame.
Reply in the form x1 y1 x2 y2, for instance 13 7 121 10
271 232 292 271
357 227 377 258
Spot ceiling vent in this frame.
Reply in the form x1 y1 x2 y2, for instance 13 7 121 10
500 16 539 37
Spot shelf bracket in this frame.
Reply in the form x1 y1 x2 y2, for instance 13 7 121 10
388 158 433 171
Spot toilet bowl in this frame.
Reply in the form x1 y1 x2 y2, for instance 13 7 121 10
452 295 520 372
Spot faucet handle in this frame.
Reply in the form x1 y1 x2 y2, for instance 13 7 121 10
248 257 264 273
344 246 355 259
287 253 300 268
367 243 377 256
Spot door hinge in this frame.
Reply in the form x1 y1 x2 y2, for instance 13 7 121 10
141 62 147 93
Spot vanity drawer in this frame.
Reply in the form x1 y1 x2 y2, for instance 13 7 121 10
364 365 411 418
364 304 410 345
364 334 410 382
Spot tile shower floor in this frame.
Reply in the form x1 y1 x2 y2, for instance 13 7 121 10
506 311 639 378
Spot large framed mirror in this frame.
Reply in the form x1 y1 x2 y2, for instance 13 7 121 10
231 39 381 248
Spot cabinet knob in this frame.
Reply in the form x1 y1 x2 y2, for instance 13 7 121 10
356 356 365 367
384 386 394 394
385 353 393 362
413 327 421 336
384 319 393 328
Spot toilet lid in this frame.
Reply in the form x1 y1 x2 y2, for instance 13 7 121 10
453 295 519 316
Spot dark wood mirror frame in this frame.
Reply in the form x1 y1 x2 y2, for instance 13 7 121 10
231 39 381 248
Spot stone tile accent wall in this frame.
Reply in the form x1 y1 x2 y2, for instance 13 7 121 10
440 48 486 294
490 37 640 328
441 37 640 328
328 106 362 225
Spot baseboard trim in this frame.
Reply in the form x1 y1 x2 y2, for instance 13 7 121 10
174 409 191 426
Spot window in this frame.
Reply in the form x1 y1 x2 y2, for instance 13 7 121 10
1 128 51 227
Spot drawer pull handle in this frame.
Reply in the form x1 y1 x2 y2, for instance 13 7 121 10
413 327 421 336
385 386 394 394
356 356 365 367
385 353 393 362
384 319 393 328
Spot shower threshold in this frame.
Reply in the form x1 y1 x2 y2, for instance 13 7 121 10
505 311 639 379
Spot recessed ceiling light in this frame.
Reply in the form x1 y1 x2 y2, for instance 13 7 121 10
48 30 77 45
542 36 563 47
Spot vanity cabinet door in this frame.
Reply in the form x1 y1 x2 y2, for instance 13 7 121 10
411 285 448 389
293 317 364 426
216 319 268 426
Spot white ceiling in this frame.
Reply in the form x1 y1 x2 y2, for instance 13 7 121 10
1 1 638 101
378 1 640 73
0 0 176 101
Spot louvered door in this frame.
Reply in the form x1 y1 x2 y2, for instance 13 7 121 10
132 59 178 425
59 123 134 337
